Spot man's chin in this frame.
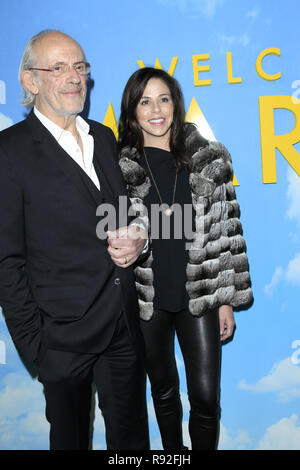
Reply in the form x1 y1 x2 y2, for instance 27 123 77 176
62 95 86 114
63 104 85 117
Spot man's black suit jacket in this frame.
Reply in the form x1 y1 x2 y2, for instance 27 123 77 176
0 111 141 364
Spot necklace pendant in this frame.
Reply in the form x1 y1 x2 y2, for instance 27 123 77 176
165 207 173 216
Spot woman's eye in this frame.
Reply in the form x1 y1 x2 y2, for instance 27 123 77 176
161 97 169 103
140 100 149 106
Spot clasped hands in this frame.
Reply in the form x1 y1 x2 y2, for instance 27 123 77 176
107 225 147 268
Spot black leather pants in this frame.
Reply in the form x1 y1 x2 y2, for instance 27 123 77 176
140 308 221 450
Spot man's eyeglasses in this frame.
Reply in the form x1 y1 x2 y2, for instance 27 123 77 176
29 61 91 77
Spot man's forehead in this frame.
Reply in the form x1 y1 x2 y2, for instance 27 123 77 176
34 33 85 62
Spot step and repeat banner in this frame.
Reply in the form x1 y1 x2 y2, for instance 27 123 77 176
0 0 300 450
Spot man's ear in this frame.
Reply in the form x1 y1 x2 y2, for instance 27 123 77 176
21 70 39 96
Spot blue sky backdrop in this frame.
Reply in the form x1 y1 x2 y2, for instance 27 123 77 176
0 0 300 449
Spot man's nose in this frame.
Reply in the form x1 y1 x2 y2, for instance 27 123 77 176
68 65 81 82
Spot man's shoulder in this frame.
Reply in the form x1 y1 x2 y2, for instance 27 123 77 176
0 117 30 145
87 118 116 140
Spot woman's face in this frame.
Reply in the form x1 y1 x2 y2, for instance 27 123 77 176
135 77 174 149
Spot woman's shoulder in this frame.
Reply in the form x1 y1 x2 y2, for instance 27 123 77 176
183 122 208 155
183 123 233 185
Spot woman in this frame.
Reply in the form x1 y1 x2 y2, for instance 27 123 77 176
117 67 253 450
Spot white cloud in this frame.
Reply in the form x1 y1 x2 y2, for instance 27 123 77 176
0 372 45 421
257 414 300 450
239 357 300 402
182 420 191 448
219 422 251 450
0 371 108 449
147 394 252 450
219 33 250 47
184 421 251 450
18 410 49 435
0 112 13 131
218 33 250 54
264 252 300 295
285 252 300 286
0 372 49 449
246 7 260 20
264 266 283 296
0 410 49 450
159 0 225 18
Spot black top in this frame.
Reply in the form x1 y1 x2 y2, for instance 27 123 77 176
140 147 195 312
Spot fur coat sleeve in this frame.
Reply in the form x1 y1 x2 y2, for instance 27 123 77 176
186 127 253 316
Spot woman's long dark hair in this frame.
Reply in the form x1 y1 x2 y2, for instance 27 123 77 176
118 67 192 172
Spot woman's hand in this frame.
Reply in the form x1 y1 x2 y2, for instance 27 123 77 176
107 225 147 268
218 305 235 341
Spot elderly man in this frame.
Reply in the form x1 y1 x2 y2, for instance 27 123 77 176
0 30 149 450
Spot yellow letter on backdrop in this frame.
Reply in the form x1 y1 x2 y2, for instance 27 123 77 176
226 52 242 84
192 54 211 87
256 48 281 81
137 57 179 76
103 103 118 139
259 95 300 183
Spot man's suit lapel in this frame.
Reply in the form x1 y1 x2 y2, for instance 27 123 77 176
26 111 115 208
91 124 127 202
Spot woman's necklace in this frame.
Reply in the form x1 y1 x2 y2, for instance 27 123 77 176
143 148 178 216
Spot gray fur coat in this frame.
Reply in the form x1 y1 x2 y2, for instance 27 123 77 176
119 123 253 320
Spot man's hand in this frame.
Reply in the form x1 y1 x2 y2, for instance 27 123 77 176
107 225 147 268
219 305 235 341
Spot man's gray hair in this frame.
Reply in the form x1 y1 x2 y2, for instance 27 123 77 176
19 30 57 108
19 29 86 108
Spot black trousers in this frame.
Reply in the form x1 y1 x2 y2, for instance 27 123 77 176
38 312 150 450
140 308 221 450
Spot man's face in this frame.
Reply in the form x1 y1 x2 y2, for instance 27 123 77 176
32 33 87 125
